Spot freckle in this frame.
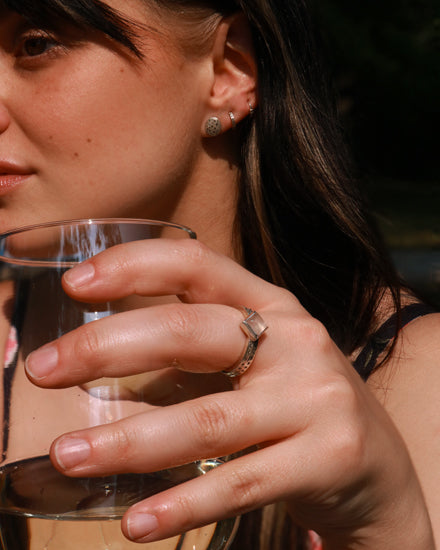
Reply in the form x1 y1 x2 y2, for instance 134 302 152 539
120 68 124 73
49 135 53 140
74 152 79 159
87 138 92 143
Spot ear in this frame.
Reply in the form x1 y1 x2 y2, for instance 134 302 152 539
202 13 258 137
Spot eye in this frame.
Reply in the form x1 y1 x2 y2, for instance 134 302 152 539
23 35 56 56
16 31 61 59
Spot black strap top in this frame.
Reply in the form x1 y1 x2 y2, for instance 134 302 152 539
353 303 437 381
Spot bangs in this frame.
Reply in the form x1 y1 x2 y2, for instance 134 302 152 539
1 0 140 54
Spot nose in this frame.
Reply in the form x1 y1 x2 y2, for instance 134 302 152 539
0 100 11 134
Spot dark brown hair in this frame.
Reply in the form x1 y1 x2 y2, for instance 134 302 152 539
0 0 401 354
1 0 402 547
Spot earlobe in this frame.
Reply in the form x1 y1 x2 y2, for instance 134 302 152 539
201 13 258 137
202 101 256 139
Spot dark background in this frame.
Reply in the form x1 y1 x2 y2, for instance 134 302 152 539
313 0 440 303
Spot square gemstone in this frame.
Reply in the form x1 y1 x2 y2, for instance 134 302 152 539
242 311 268 341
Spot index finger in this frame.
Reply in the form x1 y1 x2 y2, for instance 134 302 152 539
61 239 296 311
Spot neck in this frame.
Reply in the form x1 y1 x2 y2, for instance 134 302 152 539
168 149 240 261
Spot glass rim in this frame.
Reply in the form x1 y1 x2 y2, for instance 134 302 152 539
0 217 197 268
0 217 197 239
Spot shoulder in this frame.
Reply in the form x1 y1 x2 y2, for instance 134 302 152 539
395 309 440 363
368 310 440 404
368 311 440 540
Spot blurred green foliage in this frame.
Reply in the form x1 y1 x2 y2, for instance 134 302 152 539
313 0 439 181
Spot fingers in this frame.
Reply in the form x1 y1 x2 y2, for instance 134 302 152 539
25 238 301 389
47 336 355 482
119 436 334 544
61 238 295 311
49 388 297 478
121 446 293 543
24 303 258 387
26 238 351 543
47 387 313 544
45 356 396 544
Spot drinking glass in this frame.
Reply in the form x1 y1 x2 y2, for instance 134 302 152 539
0 219 239 550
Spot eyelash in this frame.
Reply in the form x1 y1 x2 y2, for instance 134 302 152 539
15 30 65 63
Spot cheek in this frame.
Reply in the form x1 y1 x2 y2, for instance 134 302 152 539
33 54 201 202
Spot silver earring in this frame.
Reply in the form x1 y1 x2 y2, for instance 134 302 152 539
248 102 255 115
205 117 222 137
228 111 237 129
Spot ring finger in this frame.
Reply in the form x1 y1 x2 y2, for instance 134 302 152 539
24 302 274 388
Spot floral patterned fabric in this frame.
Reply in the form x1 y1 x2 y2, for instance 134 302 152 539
308 531 322 549
4 326 18 368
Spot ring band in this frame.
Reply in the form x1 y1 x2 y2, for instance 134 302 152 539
223 307 268 378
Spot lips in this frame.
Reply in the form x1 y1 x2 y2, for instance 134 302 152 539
0 161 33 196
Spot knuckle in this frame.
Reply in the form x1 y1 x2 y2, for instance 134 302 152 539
171 240 224 302
295 317 331 351
318 378 367 465
108 251 135 280
332 420 366 471
72 324 103 365
94 245 133 278
107 426 134 465
163 305 201 346
170 493 197 530
187 399 231 454
173 239 212 267
274 287 298 308
316 373 352 404
224 465 264 515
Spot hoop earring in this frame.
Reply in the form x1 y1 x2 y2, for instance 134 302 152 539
205 117 222 137
228 111 237 129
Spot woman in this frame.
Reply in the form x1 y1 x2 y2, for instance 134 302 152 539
0 0 438 548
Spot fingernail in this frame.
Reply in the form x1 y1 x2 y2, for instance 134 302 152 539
64 262 95 288
25 344 58 380
54 437 91 470
127 513 159 541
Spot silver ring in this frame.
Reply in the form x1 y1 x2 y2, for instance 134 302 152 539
223 307 268 378
228 111 237 129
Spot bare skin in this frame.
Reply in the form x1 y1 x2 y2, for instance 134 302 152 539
21 240 434 549
369 313 440 547
0 1 438 548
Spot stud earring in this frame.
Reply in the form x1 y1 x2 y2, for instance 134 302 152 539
205 117 222 137
248 102 255 116
228 111 237 129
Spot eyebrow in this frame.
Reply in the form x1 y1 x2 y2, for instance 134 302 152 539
0 2 148 58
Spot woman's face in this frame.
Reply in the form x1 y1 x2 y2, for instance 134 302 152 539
0 1 213 232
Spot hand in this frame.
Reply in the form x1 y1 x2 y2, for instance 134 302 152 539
25 239 434 548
